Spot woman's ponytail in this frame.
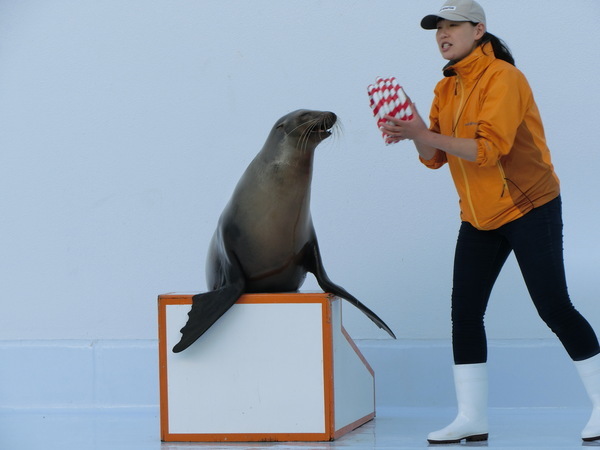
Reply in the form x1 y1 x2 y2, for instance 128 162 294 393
479 32 515 66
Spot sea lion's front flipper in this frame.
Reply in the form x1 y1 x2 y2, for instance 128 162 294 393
172 251 245 353
305 239 397 339
171 280 244 353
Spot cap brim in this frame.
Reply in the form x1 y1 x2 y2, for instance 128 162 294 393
420 14 441 30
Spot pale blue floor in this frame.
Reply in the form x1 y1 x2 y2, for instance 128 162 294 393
3 407 599 450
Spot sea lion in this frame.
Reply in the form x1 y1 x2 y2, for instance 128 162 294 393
173 109 395 353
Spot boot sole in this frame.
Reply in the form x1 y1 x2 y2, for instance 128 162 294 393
583 435 600 442
428 433 488 444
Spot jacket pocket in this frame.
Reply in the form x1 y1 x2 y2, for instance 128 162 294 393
497 161 509 198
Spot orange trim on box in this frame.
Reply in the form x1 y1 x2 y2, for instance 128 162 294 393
161 432 332 443
157 297 170 441
333 412 376 440
340 325 376 416
157 292 374 443
321 298 335 440
238 292 335 304
341 325 375 377
159 292 334 305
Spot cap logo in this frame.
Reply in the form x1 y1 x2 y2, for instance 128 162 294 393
440 6 457 12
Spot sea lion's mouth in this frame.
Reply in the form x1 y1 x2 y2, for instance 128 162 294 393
310 126 332 140
314 128 332 137
312 112 337 137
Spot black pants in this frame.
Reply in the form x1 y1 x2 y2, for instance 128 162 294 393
451 196 599 364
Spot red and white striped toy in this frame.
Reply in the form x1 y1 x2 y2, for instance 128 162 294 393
367 77 413 145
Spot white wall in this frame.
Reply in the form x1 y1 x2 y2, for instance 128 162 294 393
1 0 599 343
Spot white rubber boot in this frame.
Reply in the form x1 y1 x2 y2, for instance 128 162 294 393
575 353 600 442
427 363 489 444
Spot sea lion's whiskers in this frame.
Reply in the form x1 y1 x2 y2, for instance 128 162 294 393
287 117 318 136
331 119 343 139
297 118 321 153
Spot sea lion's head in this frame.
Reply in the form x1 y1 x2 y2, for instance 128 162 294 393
273 109 338 151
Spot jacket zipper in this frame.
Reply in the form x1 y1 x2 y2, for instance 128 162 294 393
453 74 481 229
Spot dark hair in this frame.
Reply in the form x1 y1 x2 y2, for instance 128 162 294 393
436 18 516 67
478 31 515 66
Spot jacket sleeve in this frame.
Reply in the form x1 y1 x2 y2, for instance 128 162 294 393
419 88 448 169
475 64 532 167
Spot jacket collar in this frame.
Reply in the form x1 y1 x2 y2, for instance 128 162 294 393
443 41 495 78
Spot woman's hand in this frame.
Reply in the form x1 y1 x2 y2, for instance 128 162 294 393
378 101 478 162
379 102 428 142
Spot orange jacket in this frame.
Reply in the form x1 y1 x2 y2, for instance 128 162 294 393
420 42 560 230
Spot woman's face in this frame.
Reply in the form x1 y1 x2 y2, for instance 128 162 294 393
436 20 485 62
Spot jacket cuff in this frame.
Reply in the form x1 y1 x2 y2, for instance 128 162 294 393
419 150 446 169
475 139 497 167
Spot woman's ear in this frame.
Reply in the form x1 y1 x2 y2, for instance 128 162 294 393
475 22 486 40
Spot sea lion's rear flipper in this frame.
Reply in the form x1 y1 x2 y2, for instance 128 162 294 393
305 239 397 339
172 251 245 353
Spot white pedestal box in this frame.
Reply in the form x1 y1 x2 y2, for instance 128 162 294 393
158 292 375 442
